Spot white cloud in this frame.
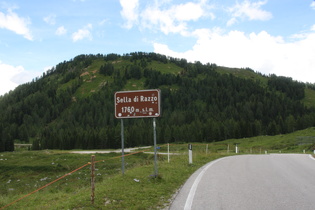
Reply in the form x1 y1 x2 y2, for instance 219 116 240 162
99 19 108 26
0 61 25 96
0 61 48 95
72 24 92 42
120 0 139 29
56 26 67 35
173 2 204 21
227 0 272 26
120 0 213 36
227 17 237 26
289 24 315 40
154 28 315 84
43 14 56 25
0 8 33 40
311 2 315 10
141 5 188 35
142 1 208 36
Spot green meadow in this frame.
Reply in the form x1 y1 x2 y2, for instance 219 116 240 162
1 127 315 209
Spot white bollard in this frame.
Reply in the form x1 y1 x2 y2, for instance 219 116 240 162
188 144 193 164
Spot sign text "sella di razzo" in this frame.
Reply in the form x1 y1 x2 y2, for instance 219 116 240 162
114 89 161 118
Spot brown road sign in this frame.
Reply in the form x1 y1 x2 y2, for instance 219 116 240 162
115 89 161 118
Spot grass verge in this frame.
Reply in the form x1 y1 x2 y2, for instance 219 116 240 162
1 127 315 209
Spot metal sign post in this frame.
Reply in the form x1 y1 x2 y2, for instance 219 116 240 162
153 118 158 176
115 89 161 176
121 119 125 175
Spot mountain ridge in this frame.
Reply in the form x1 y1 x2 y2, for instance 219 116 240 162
0 52 315 152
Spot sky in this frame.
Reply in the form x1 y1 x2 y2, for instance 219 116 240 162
1 0 315 96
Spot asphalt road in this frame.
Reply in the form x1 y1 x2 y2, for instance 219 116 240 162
170 154 315 210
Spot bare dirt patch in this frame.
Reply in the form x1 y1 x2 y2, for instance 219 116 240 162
80 71 89 77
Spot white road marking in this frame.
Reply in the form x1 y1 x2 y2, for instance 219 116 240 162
308 154 315 161
184 157 229 210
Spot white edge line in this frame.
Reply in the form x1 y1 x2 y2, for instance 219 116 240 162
308 154 315 161
184 157 229 210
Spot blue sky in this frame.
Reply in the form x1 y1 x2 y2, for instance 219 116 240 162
1 0 315 96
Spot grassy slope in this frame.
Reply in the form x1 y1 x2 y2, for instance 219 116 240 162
216 66 268 85
1 127 315 209
75 58 108 98
55 58 315 109
214 127 315 153
304 88 315 108
62 59 183 99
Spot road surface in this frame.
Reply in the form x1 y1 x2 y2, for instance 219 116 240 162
170 154 315 210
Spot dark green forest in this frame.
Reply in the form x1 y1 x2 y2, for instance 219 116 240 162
1 52 315 152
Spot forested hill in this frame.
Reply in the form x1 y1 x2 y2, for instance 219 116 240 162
1 52 315 152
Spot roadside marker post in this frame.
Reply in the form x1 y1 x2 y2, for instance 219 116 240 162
188 144 193 164
168 143 170 163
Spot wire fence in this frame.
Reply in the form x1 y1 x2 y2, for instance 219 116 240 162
1 147 153 209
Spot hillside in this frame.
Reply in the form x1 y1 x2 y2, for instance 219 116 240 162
0 52 315 152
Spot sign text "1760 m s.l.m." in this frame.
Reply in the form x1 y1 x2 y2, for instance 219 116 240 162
114 89 161 119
